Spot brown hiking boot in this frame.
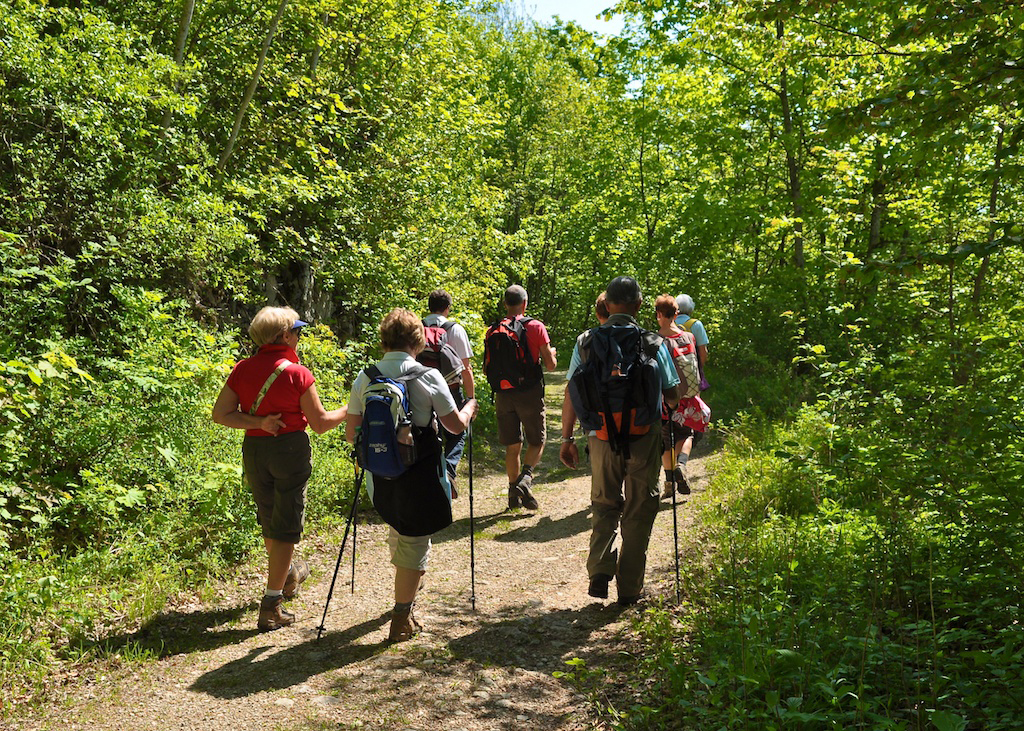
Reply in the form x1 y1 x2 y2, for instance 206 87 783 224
661 480 675 499
518 483 539 511
283 559 310 599
588 573 612 599
388 605 421 643
257 595 295 632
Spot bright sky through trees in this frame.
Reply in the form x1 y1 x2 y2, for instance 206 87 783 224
525 0 624 35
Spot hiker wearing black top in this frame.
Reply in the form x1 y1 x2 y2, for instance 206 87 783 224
421 289 475 496
483 285 557 511
559 277 682 606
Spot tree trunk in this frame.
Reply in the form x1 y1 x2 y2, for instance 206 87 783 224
310 12 329 79
776 19 804 268
867 177 886 256
972 126 1004 313
161 0 197 132
217 0 290 173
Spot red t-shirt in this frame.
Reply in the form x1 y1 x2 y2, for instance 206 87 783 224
226 344 315 436
518 315 550 362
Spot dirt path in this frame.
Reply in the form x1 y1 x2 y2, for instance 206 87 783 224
15 387 712 731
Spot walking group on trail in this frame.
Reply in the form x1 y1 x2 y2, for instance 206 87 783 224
212 278 711 639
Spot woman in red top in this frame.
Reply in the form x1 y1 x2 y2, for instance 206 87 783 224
212 306 346 631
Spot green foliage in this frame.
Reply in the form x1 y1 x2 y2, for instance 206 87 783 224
609 401 1023 729
1 0 1023 723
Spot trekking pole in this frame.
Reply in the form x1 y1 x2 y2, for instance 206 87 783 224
351 477 357 595
669 408 682 606
468 422 477 611
317 466 362 640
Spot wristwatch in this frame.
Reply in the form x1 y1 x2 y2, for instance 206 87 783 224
560 435 574 443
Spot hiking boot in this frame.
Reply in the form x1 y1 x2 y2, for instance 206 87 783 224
257 595 295 632
508 483 522 509
617 592 644 607
588 573 612 599
672 466 691 495
388 605 421 643
661 480 675 499
283 559 310 599
515 471 539 510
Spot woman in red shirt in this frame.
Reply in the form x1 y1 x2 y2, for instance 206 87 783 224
212 306 346 631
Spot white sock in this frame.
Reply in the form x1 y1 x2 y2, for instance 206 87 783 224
264 588 283 598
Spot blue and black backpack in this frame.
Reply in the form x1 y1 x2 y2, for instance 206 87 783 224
356 363 452 537
356 364 431 479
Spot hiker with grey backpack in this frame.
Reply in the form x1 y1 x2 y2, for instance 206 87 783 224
655 294 709 498
345 308 478 642
418 289 475 498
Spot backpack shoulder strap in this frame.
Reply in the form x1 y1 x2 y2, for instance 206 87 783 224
396 363 433 383
440 320 457 334
364 364 383 381
641 328 664 357
249 359 294 415
681 317 697 332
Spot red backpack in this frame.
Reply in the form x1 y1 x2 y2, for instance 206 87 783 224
483 316 542 391
417 320 464 392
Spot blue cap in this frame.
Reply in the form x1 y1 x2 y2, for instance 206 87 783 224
292 319 308 329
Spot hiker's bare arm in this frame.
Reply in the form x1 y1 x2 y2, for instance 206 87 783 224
300 383 347 434
439 398 479 434
698 344 708 368
212 384 285 434
461 357 475 399
559 386 580 469
345 411 363 443
540 343 558 371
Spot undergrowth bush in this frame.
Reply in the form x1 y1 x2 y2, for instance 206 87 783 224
596 404 1023 731
0 294 359 711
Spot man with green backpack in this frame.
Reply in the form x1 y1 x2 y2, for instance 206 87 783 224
675 293 709 389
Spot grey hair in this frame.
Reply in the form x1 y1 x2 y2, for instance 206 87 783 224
504 284 528 306
675 294 695 315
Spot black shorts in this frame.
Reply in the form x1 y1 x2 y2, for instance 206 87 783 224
661 418 703 452
242 430 312 543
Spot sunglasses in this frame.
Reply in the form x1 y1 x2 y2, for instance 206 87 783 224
290 327 304 338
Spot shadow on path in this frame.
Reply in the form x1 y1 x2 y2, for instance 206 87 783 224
189 611 390 698
73 604 260 661
447 603 627 673
490 508 591 544
430 508 531 545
